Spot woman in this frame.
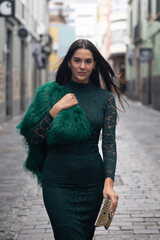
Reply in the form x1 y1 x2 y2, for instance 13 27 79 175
17 39 120 240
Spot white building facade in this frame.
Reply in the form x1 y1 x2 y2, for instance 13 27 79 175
71 2 98 44
49 0 98 45
109 0 127 56
107 0 128 89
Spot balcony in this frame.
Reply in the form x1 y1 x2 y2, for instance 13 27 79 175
155 0 160 21
133 24 142 44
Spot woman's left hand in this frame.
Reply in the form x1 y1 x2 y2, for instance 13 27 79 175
103 178 119 217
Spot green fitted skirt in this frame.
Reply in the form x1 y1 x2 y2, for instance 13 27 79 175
42 184 103 240
42 142 105 240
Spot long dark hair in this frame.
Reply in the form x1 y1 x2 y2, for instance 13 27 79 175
55 39 126 109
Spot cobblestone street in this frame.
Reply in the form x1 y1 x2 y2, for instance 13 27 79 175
0 100 160 240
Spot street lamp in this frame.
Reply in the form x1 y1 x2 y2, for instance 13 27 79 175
17 26 29 40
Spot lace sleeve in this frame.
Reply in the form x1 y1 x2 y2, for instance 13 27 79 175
29 111 54 145
102 94 117 181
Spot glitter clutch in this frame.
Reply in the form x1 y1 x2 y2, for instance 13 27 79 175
94 197 113 230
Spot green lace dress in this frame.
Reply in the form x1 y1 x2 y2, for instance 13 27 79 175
29 79 117 240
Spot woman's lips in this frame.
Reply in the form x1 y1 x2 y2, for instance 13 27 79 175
78 72 86 76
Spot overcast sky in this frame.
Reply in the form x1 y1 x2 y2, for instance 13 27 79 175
49 0 97 2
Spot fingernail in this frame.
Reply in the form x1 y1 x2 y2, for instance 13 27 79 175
111 211 114 217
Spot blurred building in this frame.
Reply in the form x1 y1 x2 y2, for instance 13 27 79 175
0 0 51 123
107 0 128 90
48 1 75 80
71 1 98 44
126 0 160 110
49 0 98 45
97 0 108 57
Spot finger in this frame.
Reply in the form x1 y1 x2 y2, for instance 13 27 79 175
68 94 77 100
66 93 74 98
110 206 116 217
70 93 75 97
103 191 108 198
71 99 78 105
72 102 78 106
111 194 119 204
110 200 118 217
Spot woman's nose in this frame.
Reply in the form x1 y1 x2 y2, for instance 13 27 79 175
80 62 85 69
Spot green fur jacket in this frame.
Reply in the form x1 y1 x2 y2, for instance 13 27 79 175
16 81 92 186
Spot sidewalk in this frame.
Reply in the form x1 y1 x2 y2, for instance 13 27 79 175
0 100 160 240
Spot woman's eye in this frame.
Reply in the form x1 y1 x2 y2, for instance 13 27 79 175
73 59 92 64
74 59 80 63
86 60 92 64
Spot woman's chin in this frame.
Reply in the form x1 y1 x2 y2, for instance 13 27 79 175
73 77 89 83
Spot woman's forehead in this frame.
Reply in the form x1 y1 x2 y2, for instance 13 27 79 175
72 49 94 59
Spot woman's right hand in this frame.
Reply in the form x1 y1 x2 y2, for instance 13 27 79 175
49 93 78 118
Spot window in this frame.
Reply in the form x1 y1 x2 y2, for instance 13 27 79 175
111 0 128 12
22 2 25 19
129 1 133 38
78 14 93 17
133 0 141 43
34 20 37 33
138 0 141 24
148 0 152 19
111 30 126 44
155 0 160 21
157 0 160 14
55 2 63 6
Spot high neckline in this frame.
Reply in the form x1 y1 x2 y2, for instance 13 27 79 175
66 79 93 90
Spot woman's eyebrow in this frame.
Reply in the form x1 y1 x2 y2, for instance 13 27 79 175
73 57 93 60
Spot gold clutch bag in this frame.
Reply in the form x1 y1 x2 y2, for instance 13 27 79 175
94 197 113 230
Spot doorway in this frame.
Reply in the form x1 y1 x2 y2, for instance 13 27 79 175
20 40 26 111
148 60 152 105
6 28 13 117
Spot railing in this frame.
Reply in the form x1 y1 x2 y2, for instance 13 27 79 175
148 0 151 17
134 24 141 43
157 0 160 14
156 0 160 21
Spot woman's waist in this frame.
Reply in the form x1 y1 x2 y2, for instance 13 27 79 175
43 160 104 187
44 149 103 180
48 141 99 154
43 143 104 187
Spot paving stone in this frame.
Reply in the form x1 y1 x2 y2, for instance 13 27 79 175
117 222 133 226
120 225 146 230
17 234 32 240
144 217 160 222
35 224 51 229
131 213 154 218
30 233 54 239
108 230 134 235
154 213 160 217
45 228 53 233
146 225 160 230
149 235 160 240
20 228 45 234
122 235 150 240
133 229 159 234
22 225 35 229
95 237 122 240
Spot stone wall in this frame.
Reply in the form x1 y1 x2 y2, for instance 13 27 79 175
152 75 160 111
0 61 5 103
13 67 20 100
126 79 136 101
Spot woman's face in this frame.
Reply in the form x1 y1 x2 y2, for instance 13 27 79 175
68 48 95 84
